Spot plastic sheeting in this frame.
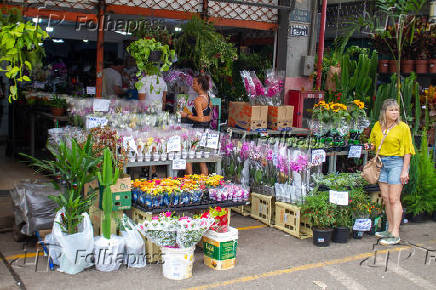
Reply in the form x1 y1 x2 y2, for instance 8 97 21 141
10 179 60 236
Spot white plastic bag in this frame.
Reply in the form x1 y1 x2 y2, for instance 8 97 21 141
94 235 125 272
52 210 94 275
121 218 146 268
44 233 61 265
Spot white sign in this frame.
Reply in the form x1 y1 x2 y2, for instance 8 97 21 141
311 149 326 164
329 190 349 206
348 145 362 158
33 81 45 89
167 135 181 153
93 99 110 112
86 116 108 129
172 159 186 170
86 86 96 95
206 132 220 149
353 219 372 231
199 131 208 147
122 136 136 152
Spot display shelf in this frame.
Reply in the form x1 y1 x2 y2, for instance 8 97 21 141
132 200 248 214
224 126 311 137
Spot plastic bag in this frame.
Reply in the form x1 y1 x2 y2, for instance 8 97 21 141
121 215 146 268
52 210 94 275
94 235 125 272
44 233 61 265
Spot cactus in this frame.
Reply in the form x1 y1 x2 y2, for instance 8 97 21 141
97 148 119 239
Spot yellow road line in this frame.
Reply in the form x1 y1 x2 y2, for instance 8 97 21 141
236 225 267 231
5 252 44 261
186 240 436 290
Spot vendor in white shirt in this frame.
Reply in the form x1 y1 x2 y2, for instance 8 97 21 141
102 59 126 99
138 74 168 111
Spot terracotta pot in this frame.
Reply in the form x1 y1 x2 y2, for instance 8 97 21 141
51 107 65 116
378 60 389 73
428 59 436 74
401 60 414 73
415 59 428 74
388 60 399 73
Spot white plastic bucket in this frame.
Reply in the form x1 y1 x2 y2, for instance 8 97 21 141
161 246 195 280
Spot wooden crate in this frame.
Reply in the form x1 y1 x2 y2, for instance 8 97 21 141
131 207 162 264
89 205 123 238
369 191 383 205
250 192 275 226
232 196 251 216
273 202 312 239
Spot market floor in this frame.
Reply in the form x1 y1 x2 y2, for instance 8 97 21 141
1 215 436 290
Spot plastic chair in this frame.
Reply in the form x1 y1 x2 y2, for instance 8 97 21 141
210 97 222 131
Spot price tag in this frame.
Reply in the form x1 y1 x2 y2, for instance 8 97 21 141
172 159 186 170
199 130 207 147
86 86 96 95
329 190 348 206
206 132 220 149
353 219 372 231
167 135 181 152
311 149 326 164
348 145 362 158
86 116 108 129
93 99 110 112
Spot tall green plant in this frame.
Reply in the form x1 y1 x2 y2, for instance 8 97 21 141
403 130 436 215
97 149 119 239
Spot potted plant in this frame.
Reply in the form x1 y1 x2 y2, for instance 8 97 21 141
413 17 430 74
301 192 336 247
333 206 352 243
127 38 175 91
403 130 436 222
49 95 67 116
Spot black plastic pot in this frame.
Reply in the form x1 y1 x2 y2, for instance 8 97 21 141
313 228 333 247
352 230 364 239
432 211 436 222
333 227 349 243
411 213 427 223
148 50 162 62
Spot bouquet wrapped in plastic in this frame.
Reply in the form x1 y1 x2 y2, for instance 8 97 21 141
264 69 285 106
137 212 177 247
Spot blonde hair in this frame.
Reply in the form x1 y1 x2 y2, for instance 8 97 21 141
379 99 401 128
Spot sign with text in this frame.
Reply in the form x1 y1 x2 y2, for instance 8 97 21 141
348 145 362 158
289 9 311 23
172 159 186 170
86 116 108 129
86 86 96 95
93 99 110 112
311 149 326 164
329 190 349 206
353 219 372 231
206 132 220 149
289 24 309 37
167 135 181 152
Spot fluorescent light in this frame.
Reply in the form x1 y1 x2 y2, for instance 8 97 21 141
175 27 182 32
32 18 42 23
83 39 89 43
38 43 43 46
46 26 53 32
114 30 131 36
53 39 64 43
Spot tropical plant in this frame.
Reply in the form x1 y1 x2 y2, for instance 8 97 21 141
49 95 67 108
301 192 336 229
403 129 436 215
97 148 119 239
334 206 353 228
127 38 175 90
132 24 173 46
0 9 48 102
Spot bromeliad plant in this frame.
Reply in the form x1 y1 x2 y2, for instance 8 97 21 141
97 148 119 239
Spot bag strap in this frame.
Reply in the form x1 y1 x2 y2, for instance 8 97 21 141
375 124 395 158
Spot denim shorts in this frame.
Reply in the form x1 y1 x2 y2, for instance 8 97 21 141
379 156 404 185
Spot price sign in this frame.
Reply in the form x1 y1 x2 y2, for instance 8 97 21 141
172 159 186 170
206 132 220 149
329 190 349 206
353 219 372 231
93 99 110 112
167 135 181 152
86 116 108 129
311 149 326 164
86 86 96 95
348 145 362 158
199 130 207 147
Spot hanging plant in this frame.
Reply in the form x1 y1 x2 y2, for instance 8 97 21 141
127 38 175 90
0 11 48 102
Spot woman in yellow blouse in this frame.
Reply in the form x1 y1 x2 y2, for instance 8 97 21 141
368 99 415 245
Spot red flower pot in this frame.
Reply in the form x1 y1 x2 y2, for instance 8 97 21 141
388 60 399 74
378 60 389 73
51 107 65 116
428 59 436 74
401 60 414 73
415 59 428 74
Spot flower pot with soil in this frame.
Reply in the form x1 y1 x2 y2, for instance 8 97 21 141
333 226 349 243
411 213 427 223
401 60 415 73
415 59 428 73
378 60 389 73
313 228 334 246
49 95 67 116
428 59 436 74
389 60 399 73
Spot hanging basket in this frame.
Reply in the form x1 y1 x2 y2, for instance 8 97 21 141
148 50 162 62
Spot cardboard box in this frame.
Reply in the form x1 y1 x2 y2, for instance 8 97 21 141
203 227 238 270
84 176 132 211
267 106 294 131
228 102 268 131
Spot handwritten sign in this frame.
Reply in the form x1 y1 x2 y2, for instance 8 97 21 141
93 99 110 112
289 24 309 37
199 130 207 147
172 159 186 170
329 190 349 206
353 219 372 231
348 145 362 158
167 135 181 152
206 132 220 149
86 116 108 129
311 149 326 164
86 86 96 95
